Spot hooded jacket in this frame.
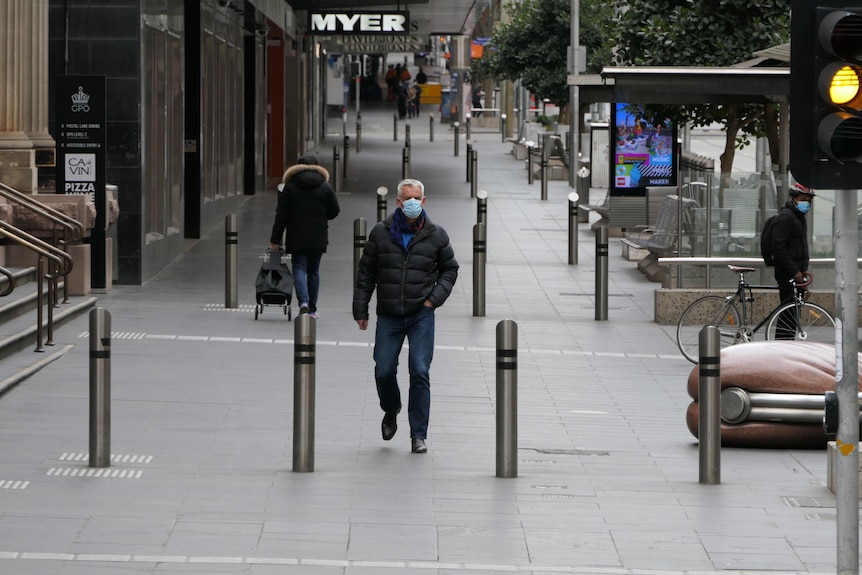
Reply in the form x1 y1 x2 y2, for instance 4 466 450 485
772 200 809 279
353 212 459 319
269 164 340 253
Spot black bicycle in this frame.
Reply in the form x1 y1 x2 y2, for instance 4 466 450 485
676 265 835 363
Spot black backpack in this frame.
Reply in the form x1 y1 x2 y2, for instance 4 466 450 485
760 214 778 266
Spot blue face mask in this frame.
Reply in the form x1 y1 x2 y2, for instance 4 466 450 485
401 198 423 218
796 200 810 215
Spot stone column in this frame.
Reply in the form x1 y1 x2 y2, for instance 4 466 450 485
0 0 54 192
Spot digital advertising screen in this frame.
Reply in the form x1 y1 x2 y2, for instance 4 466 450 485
611 103 676 190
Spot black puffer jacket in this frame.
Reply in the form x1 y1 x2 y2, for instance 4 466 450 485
771 201 808 278
269 164 340 253
353 213 459 319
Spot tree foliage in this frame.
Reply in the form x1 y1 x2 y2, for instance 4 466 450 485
473 0 791 174
611 0 790 174
471 0 612 107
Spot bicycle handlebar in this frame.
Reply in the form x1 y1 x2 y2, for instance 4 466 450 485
793 271 813 289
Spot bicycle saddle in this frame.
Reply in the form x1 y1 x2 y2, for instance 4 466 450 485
727 265 756 273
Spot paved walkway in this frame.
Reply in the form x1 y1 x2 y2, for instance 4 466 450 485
0 102 842 574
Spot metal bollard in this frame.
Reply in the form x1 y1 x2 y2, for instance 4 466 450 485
453 122 460 157
332 145 340 193
35 257 45 352
376 186 388 222
470 149 478 199
343 135 350 177
527 145 534 185
89 307 111 468
405 124 411 148
473 223 486 317
466 143 473 182
476 189 488 226
698 326 721 485
430 115 434 142
293 314 316 473
393 114 398 141
540 137 549 201
356 113 362 153
402 146 411 179
568 192 579 265
224 214 238 308
500 113 507 142
577 166 591 223
353 218 367 287
496 319 518 478
466 115 472 140
595 226 608 320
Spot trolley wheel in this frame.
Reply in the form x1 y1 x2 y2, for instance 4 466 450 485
288 306 292 321
254 304 260 320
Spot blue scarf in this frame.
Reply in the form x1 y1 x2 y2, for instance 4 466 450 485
390 208 426 251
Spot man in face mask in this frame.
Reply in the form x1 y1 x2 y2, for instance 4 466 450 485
771 181 814 339
353 179 459 454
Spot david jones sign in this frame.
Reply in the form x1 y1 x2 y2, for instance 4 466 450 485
309 11 410 34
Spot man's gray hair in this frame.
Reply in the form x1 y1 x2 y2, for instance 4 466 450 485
397 179 425 197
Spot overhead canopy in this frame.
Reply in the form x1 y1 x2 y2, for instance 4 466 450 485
571 67 789 105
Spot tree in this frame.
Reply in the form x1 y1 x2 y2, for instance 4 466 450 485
611 0 790 176
471 0 612 117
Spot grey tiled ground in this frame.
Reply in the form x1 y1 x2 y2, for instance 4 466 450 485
0 102 845 574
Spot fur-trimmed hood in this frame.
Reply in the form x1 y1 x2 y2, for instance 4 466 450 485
282 163 330 185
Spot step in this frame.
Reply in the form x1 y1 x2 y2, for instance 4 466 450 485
0 267 97 393
0 343 75 397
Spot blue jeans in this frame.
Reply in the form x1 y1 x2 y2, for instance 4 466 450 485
291 251 322 312
374 307 435 439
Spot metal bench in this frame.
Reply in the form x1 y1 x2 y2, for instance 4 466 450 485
621 194 695 257
577 192 609 220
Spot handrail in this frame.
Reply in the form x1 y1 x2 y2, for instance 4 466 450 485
0 266 15 297
0 221 72 351
0 181 85 303
0 182 85 243
658 257 861 265
0 220 72 278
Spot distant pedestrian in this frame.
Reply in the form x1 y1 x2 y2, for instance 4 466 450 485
415 67 427 84
472 88 484 117
406 83 418 118
396 82 408 120
399 65 411 83
353 178 459 454
385 65 396 101
269 155 340 318
412 82 422 117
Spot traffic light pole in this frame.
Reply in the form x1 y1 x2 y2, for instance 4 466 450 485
834 191 859 575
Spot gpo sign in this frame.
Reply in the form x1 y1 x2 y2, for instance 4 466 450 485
309 11 409 35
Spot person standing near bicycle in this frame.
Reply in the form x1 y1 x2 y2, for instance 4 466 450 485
772 181 814 339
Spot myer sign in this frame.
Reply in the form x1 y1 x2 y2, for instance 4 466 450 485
308 11 410 35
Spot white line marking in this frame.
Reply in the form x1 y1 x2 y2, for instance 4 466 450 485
76 331 683 359
0 551 833 574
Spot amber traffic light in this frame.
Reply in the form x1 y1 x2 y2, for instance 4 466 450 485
790 1 862 188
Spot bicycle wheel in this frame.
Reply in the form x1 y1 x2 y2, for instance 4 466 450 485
677 296 742 363
765 302 835 344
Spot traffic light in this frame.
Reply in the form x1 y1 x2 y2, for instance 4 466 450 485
790 1 862 189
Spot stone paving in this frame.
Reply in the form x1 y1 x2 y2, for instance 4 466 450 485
0 102 844 574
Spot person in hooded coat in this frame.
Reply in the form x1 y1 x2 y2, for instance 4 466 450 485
269 155 340 317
